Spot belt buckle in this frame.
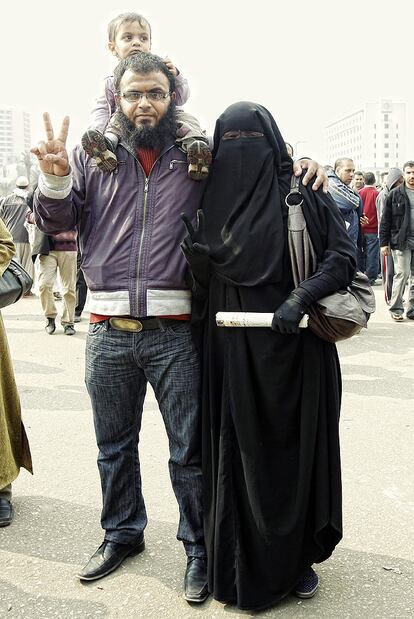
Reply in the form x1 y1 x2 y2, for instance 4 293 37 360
109 317 143 332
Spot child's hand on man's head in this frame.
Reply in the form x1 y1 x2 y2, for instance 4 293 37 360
164 56 178 77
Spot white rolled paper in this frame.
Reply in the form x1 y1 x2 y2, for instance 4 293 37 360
216 312 308 328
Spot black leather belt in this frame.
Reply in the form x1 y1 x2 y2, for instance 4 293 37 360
108 317 181 333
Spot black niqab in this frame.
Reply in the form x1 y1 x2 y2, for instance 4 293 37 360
203 102 293 286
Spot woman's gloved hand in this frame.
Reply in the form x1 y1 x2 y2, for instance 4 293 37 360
181 210 210 290
271 292 308 334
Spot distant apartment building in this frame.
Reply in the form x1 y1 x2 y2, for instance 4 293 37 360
325 99 406 174
0 107 31 164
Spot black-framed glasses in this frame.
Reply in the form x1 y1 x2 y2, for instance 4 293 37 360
120 91 171 103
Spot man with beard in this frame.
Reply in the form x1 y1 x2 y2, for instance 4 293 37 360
31 52 329 600
31 53 208 600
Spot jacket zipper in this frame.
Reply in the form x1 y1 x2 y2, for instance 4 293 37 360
136 176 149 313
119 142 176 313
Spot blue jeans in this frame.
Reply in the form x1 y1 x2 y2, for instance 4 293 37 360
85 320 205 557
363 233 380 282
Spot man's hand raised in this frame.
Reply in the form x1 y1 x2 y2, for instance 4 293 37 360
31 113 70 177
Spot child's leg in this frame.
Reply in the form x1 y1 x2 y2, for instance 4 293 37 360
81 112 122 173
176 110 212 180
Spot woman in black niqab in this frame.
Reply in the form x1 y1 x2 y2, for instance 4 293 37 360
185 102 356 611
202 101 292 286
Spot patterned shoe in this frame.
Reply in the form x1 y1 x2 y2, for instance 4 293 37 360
293 567 319 599
187 140 212 180
81 129 118 172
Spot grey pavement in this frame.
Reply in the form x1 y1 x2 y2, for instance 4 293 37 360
0 287 413 618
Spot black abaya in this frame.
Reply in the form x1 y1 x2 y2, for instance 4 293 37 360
188 102 356 610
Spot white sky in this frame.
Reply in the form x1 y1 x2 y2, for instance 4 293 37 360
2 0 413 162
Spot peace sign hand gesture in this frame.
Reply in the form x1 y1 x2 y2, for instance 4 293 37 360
31 113 70 177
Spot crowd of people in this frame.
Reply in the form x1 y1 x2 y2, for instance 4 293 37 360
1 10 414 613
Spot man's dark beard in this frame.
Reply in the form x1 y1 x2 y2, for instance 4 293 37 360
117 104 177 151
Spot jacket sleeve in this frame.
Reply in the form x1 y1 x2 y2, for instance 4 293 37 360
376 191 385 222
0 217 16 276
90 77 116 132
379 192 392 246
293 189 357 306
32 147 85 234
174 71 190 107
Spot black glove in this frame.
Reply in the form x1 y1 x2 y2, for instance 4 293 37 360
180 210 210 290
271 292 308 334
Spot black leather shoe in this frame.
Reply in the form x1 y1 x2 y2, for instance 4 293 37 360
0 498 14 527
77 537 145 581
183 556 209 603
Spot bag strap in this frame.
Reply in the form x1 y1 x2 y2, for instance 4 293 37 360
286 175 317 287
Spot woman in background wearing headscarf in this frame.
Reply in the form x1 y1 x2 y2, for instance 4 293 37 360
0 218 32 526
182 102 356 610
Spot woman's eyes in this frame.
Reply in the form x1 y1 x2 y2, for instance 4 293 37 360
222 130 264 140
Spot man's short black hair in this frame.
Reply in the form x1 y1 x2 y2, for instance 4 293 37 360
363 172 376 185
114 52 175 95
403 160 414 172
354 171 363 177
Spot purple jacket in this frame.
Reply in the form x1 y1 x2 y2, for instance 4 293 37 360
33 142 205 317
91 72 190 132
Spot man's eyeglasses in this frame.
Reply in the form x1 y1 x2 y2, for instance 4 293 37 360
120 91 171 103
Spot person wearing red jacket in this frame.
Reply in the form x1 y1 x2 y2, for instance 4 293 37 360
360 172 380 284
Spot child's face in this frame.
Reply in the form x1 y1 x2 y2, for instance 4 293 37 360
109 20 151 59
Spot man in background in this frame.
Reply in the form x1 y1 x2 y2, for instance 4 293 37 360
0 176 34 289
327 158 364 269
376 168 403 302
380 161 414 321
359 172 379 284
352 171 365 191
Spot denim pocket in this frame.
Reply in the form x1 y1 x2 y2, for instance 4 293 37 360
165 321 191 337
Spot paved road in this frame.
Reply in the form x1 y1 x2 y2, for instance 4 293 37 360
0 289 413 618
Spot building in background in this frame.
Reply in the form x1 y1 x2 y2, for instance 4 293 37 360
0 107 33 195
325 99 406 176
0 107 31 165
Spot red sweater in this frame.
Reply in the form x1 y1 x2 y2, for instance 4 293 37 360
359 186 379 234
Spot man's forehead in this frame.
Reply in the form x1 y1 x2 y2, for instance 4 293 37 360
404 166 414 173
120 69 169 90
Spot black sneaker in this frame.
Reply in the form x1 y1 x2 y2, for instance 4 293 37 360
293 567 319 599
187 140 212 180
74 314 82 323
64 325 76 336
45 318 56 335
81 129 118 172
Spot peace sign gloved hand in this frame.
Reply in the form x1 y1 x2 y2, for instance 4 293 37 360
180 210 210 291
31 113 70 177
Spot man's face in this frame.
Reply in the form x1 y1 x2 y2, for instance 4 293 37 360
353 173 364 190
118 70 174 129
403 166 414 189
336 160 355 186
109 20 151 59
